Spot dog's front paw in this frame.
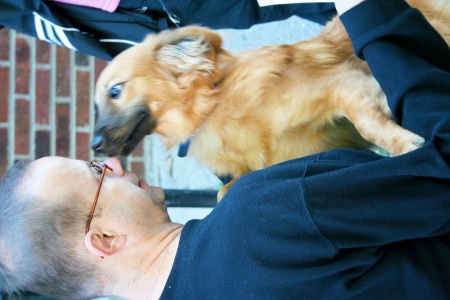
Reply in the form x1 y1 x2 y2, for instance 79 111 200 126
217 178 238 202
390 133 425 156
217 186 229 203
413 137 426 147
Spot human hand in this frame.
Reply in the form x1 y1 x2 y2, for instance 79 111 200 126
334 0 364 15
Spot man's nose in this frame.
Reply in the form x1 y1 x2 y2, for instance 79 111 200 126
103 157 125 176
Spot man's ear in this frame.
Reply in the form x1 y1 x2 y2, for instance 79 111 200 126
84 229 127 257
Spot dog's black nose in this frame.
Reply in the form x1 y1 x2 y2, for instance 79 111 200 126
91 135 104 153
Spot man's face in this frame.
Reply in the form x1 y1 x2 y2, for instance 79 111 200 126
22 156 170 235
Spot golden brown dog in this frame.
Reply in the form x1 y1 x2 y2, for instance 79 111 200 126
92 0 449 201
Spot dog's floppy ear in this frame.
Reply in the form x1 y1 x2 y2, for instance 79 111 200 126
154 27 223 85
157 36 214 74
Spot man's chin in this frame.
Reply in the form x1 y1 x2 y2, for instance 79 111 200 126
139 179 166 203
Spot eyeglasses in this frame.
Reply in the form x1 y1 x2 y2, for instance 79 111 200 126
86 160 113 234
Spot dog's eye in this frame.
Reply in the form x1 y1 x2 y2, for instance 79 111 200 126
109 83 123 99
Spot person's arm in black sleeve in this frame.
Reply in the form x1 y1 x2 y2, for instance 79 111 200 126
340 0 450 160
302 0 450 250
0 0 163 61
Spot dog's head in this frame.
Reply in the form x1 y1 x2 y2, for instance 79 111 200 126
91 26 228 156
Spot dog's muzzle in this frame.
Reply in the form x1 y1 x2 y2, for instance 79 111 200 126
91 106 156 157
91 135 106 153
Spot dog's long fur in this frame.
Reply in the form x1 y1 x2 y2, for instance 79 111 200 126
93 0 450 200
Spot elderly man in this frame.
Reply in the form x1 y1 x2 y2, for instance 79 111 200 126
1 0 450 299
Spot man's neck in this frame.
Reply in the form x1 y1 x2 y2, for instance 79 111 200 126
107 225 183 299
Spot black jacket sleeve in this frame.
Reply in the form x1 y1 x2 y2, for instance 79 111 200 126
302 0 450 250
0 0 337 60
341 0 450 159
0 0 171 60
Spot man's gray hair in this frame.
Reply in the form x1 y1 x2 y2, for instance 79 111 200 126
0 160 102 299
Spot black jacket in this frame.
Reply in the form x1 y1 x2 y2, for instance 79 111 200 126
0 0 336 60
162 0 450 298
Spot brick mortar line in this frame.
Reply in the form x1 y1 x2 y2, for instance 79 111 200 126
49 43 57 156
55 96 72 103
145 136 154 184
128 156 145 162
34 124 53 131
29 37 37 160
76 126 91 133
76 65 92 72
14 154 31 160
35 122 86 132
8 30 16 168
36 63 51 69
15 32 30 39
89 56 96 160
14 94 31 100
70 50 76 158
